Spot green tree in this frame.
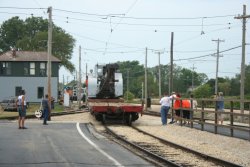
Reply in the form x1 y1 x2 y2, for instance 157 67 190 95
159 65 208 95
245 64 250 95
229 76 240 96
147 69 158 97
0 17 25 51
118 61 145 97
193 84 213 98
0 16 75 72
218 81 231 96
116 61 209 98
124 91 135 101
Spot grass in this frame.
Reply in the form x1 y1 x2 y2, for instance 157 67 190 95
0 103 65 119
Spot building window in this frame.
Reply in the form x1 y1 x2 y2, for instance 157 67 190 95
24 62 29 76
38 87 44 99
30 62 35 75
15 87 22 96
39 63 46 76
0 62 11 75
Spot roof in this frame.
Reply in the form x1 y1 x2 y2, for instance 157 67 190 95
0 51 61 62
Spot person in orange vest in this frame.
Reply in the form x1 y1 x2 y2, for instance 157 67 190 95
173 93 181 123
173 93 191 124
182 99 191 124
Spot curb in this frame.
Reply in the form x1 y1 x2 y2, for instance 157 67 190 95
0 109 88 120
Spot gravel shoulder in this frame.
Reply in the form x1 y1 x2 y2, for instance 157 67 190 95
26 112 250 167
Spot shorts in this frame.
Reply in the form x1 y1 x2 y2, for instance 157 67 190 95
175 110 180 116
183 110 190 119
18 106 26 117
217 109 224 119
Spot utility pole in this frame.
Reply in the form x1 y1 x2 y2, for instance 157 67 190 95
212 38 224 95
191 64 196 91
62 75 65 100
145 47 148 111
170 32 174 94
85 63 88 103
47 6 52 120
158 52 162 98
74 70 77 84
78 46 82 109
235 4 250 115
127 69 129 101
141 82 144 101
155 51 164 98
86 63 88 78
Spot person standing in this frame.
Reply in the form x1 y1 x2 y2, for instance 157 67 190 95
173 93 181 123
16 90 27 129
217 92 224 125
190 94 198 112
169 92 176 124
182 99 191 124
159 93 171 125
42 94 50 125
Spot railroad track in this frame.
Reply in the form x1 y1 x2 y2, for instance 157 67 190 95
103 125 242 167
144 110 161 117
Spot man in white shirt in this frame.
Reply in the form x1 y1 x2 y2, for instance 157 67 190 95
159 93 171 125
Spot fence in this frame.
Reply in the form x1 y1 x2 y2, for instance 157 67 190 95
170 98 250 140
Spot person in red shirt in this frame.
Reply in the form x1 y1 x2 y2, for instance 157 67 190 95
182 99 191 124
173 93 191 124
173 93 181 123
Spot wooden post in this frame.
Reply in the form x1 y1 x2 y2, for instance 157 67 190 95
215 100 218 134
170 32 174 93
201 100 204 131
190 99 193 128
180 99 183 126
144 48 148 112
230 101 234 137
171 98 174 123
47 6 52 121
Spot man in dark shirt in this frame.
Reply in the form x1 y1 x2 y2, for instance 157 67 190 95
42 94 50 125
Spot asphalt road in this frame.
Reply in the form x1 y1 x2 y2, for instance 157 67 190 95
0 121 155 167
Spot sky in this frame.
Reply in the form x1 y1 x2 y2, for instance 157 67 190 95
0 0 249 83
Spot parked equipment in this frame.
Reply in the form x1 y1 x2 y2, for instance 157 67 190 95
87 63 143 125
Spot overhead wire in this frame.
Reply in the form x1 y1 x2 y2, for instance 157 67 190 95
52 8 235 20
53 14 231 27
1 6 247 65
0 6 237 20
0 7 46 10
102 0 139 56
174 45 242 61
83 47 143 54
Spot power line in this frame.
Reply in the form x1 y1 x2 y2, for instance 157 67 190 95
53 14 231 27
67 30 162 52
174 49 215 53
174 45 242 61
83 47 143 54
53 8 235 20
0 11 36 16
112 0 139 30
0 6 236 20
0 7 46 10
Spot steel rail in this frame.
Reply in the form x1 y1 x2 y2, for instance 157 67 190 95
104 125 182 167
132 126 242 167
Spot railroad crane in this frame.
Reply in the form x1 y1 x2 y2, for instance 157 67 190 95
87 63 143 125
